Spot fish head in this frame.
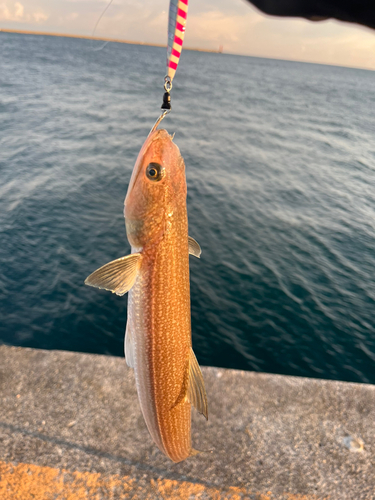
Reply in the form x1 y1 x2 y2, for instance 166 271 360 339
124 129 186 248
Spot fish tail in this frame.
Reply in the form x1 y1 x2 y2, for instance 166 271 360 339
189 447 213 458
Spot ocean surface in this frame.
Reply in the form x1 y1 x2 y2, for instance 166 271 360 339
1 32 375 384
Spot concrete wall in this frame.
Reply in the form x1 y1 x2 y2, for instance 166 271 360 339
0 345 373 499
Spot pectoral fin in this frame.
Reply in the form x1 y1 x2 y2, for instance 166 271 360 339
188 236 201 258
85 253 141 296
187 348 208 419
124 323 134 368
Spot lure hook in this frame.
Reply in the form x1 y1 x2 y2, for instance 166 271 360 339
150 109 170 134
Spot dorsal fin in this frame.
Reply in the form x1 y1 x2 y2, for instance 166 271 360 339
188 236 201 258
187 348 208 419
172 348 208 420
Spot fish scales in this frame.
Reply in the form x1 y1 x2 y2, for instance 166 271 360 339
128 196 191 462
85 127 207 463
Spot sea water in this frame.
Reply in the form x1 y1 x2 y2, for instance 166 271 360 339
1 32 375 383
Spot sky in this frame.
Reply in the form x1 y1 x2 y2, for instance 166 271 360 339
1 0 375 70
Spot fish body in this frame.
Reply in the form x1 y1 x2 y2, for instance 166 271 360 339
86 128 207 462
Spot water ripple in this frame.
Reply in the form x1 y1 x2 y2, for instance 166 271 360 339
1 33 375 383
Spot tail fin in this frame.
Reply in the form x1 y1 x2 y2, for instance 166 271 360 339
190 447 213 458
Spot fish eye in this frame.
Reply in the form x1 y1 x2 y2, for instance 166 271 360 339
146 162 164 182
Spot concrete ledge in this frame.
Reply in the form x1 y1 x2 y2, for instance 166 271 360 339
0 345 373 499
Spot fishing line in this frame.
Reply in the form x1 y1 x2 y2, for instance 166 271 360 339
154 0 189 130
88 0 114 52
91 40 110 52
92 0 114 39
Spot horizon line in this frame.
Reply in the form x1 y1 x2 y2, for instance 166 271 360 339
0 28 222 53
0 28 373 72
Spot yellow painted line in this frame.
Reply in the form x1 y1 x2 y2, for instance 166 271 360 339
0 460 247 499
0 460 326 499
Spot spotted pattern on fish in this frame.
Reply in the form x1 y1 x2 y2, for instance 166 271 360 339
125 130 194 462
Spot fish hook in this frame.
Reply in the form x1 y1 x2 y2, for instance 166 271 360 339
149 76 172 135
151 75 173 134
150 109 171 134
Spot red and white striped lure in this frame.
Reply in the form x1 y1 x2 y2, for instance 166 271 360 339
166 0 188 83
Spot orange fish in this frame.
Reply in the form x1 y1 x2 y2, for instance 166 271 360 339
85 124 207 462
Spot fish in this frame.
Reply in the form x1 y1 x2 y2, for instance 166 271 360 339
85 125 207 463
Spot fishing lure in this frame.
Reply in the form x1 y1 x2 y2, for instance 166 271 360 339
161 0 189 112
